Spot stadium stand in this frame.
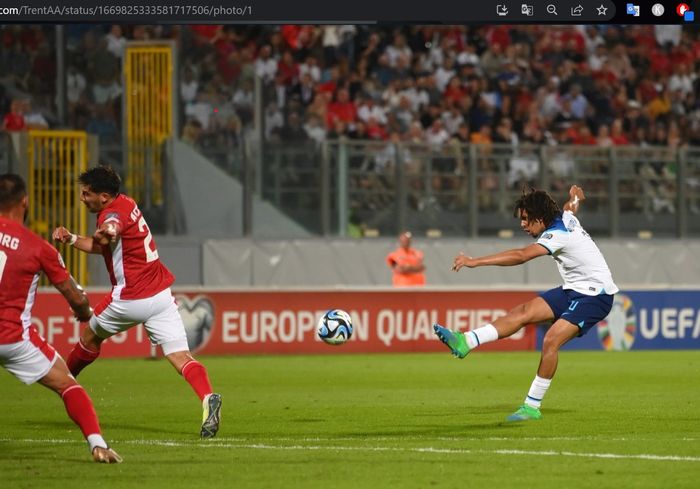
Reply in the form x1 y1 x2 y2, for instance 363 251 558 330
1 24 699 237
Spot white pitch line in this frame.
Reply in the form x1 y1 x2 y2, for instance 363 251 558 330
211 435 700 443
2 438 700 463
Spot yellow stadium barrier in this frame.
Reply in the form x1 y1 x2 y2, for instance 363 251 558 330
123 45 173 207
27 130 88 285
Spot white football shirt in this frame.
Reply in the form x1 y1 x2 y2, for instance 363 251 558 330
536 211 619 296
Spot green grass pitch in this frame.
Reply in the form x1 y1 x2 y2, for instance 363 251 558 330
1 351 699 488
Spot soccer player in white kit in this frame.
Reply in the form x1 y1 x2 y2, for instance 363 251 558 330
0 174 121 463
52 166 222 438
434 185 618 421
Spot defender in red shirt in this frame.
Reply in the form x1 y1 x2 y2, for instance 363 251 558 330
53 166 221 439
0 174 121 463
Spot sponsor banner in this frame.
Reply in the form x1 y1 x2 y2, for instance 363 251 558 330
32 289 538 357
544 291 700 351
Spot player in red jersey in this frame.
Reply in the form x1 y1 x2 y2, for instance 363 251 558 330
52 166 221 438
0 174 121 463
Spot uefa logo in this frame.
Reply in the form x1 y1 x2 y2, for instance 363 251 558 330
597 294 636 351
175 294 215 352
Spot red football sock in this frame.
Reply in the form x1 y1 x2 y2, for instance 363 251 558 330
66 340 100 377
181 360 213 401
61 384 101 438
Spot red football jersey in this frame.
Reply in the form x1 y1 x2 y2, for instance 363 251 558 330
0 217 70 344
97 194 174 300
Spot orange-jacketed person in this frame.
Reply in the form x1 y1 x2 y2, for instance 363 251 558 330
386 231 426 287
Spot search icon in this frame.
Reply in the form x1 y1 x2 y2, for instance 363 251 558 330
547 4 557 14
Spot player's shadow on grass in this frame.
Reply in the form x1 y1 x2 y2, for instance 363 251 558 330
423 405 574 417
27 420 189 436
1 446 87 465
332 422 520 438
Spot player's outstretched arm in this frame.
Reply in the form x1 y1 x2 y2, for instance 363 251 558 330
52 226 103 254
563 185 585 215
452 243 549 272
54 276 93 322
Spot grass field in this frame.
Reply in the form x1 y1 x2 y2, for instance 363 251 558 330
1 351 699 488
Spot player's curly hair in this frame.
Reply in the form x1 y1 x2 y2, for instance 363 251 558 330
0 173 27 210
78 165 121 196
513 186 560 228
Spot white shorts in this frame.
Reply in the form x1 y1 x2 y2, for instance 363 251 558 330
0 327 58 385
91 287 189 356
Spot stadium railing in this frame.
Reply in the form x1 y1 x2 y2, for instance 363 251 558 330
251 140 700 238
95 138 700 239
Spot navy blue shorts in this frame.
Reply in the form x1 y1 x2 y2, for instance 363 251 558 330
539 286 614 336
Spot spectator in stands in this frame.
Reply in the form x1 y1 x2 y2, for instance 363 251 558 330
180 66 199 105
298 55 321 83
185 91 214 132
231 78 254 125
1 99 25 132
508 143 539 190
304 114 326 146
254 45 277 84
288 72 316 108
277 112 308 143
277 50 299 86
264 101 284 141
181 118 203 147
426 119 450 149
7 23 700 224
91 76 121 107
326 88 357 129
386 231 426 287
67 65 87 118
22 100 48 130
357 94 387 126
105 25 126 59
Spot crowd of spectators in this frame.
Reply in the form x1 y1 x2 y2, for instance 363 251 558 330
2 24 700 216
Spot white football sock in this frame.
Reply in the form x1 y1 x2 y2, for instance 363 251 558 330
87 434 108 451
465 323 499 349
524 375 552 409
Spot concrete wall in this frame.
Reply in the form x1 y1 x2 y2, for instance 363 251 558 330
172 141 310 238
88 238 700 288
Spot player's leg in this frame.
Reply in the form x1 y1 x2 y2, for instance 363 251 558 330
506 318 579 422
507 292 614 422
166 350 214 401
146 289 222 438
66 326 105 377
166 350 222 439
537 318 580 379
433 296 554 358
39 357 122 463
1 329 121 463
65 295 121 377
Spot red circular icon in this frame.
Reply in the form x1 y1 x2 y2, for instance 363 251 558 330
677 3 690 15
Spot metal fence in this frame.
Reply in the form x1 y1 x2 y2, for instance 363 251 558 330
94 138 700 239
258 141 700 238
26 130 89 284
123 43 175 208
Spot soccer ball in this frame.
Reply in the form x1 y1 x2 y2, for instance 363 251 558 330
317 309 353 345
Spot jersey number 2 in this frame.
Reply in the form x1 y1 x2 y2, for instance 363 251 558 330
138 217 159 263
